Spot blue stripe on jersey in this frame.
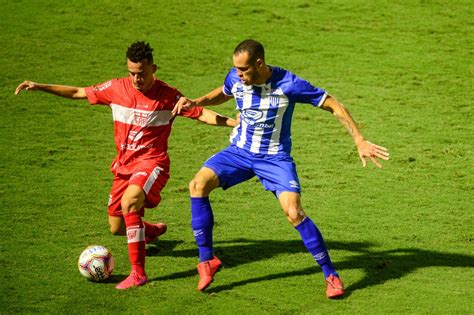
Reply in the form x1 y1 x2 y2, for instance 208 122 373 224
224 66 326 155
245 86 265 153
279 103 296 154
258 105 279 154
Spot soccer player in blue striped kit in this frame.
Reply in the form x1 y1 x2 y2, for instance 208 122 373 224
173 39 389 298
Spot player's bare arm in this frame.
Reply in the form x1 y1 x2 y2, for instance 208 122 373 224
172 86 232 115
194 86 233 107
197 108 238 127
321 96 389 168
15 80 87 99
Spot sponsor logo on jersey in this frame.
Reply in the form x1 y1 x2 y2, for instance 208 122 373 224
243 109 263 120
241 109 275 129
120 143 154 151
128 131 144 142
252 122 276 128
93 80 112 92
271 88 284 95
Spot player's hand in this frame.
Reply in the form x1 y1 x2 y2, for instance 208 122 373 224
356 139 389 168
172 96 196 116
15 80 39 95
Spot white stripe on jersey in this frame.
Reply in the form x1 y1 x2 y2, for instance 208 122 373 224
234 85 253 149
111 104 173 127
267 94 289 154
249 90 271 153
232 84 291 154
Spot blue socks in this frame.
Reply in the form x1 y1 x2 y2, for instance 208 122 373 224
295 217 337 278
191 196 337 277
191 197 214 262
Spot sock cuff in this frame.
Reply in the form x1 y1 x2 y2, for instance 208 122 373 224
294 216 310 231
190 196 210 203
124 212 143 228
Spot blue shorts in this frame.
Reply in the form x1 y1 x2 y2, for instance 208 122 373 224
204 145 301 194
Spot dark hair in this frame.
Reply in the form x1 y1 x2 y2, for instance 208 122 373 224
126 41 154 63
233 39 265 63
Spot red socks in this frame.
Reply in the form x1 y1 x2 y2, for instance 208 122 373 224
124 212 146 275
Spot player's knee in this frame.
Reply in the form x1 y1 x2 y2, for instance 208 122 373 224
189 177 211 196
109 223 124 236
285 206 306 225
121 185 145 214
109 225 120 235
121 196 140 214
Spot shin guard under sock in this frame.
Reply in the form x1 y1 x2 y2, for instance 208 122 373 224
124 212 146 275
295 217 337 278
191 197 214 262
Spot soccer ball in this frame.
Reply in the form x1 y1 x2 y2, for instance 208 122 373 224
78 245 115 282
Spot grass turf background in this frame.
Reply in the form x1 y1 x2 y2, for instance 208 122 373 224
1 0 473 313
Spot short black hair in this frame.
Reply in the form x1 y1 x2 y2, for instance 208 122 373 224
233 39 265 63
126 41 154 63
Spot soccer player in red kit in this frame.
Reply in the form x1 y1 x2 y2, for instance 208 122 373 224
15 41 237 289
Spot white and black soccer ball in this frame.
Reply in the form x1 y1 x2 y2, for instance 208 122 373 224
78 245 114 282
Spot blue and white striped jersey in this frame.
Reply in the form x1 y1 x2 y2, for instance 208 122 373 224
223 66 327 155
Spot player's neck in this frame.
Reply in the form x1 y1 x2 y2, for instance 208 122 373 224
139 78 157 94
255 65 272 85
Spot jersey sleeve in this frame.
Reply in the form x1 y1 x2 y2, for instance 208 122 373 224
85 79 116 105
179 106 203 119
289 75 327 107
170 87 203 119
223 68 237 96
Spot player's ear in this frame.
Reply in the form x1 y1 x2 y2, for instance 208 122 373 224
255 58 264 69
152 64 158 73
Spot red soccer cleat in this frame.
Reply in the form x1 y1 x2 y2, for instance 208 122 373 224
197 256 221 291
115 271 148 290
145 223 167 244
325 274 344 298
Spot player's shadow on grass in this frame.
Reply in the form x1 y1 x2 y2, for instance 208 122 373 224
146 239 184 257
151 238 474 296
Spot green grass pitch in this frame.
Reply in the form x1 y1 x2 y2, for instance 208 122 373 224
1 0 473 313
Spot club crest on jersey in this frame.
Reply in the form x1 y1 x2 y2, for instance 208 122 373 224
269 88 284 107
269 95 280 107
134 111 151 127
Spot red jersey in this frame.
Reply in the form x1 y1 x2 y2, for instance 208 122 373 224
85 77 203 175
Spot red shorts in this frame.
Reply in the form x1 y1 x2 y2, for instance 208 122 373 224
107 166 170 217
